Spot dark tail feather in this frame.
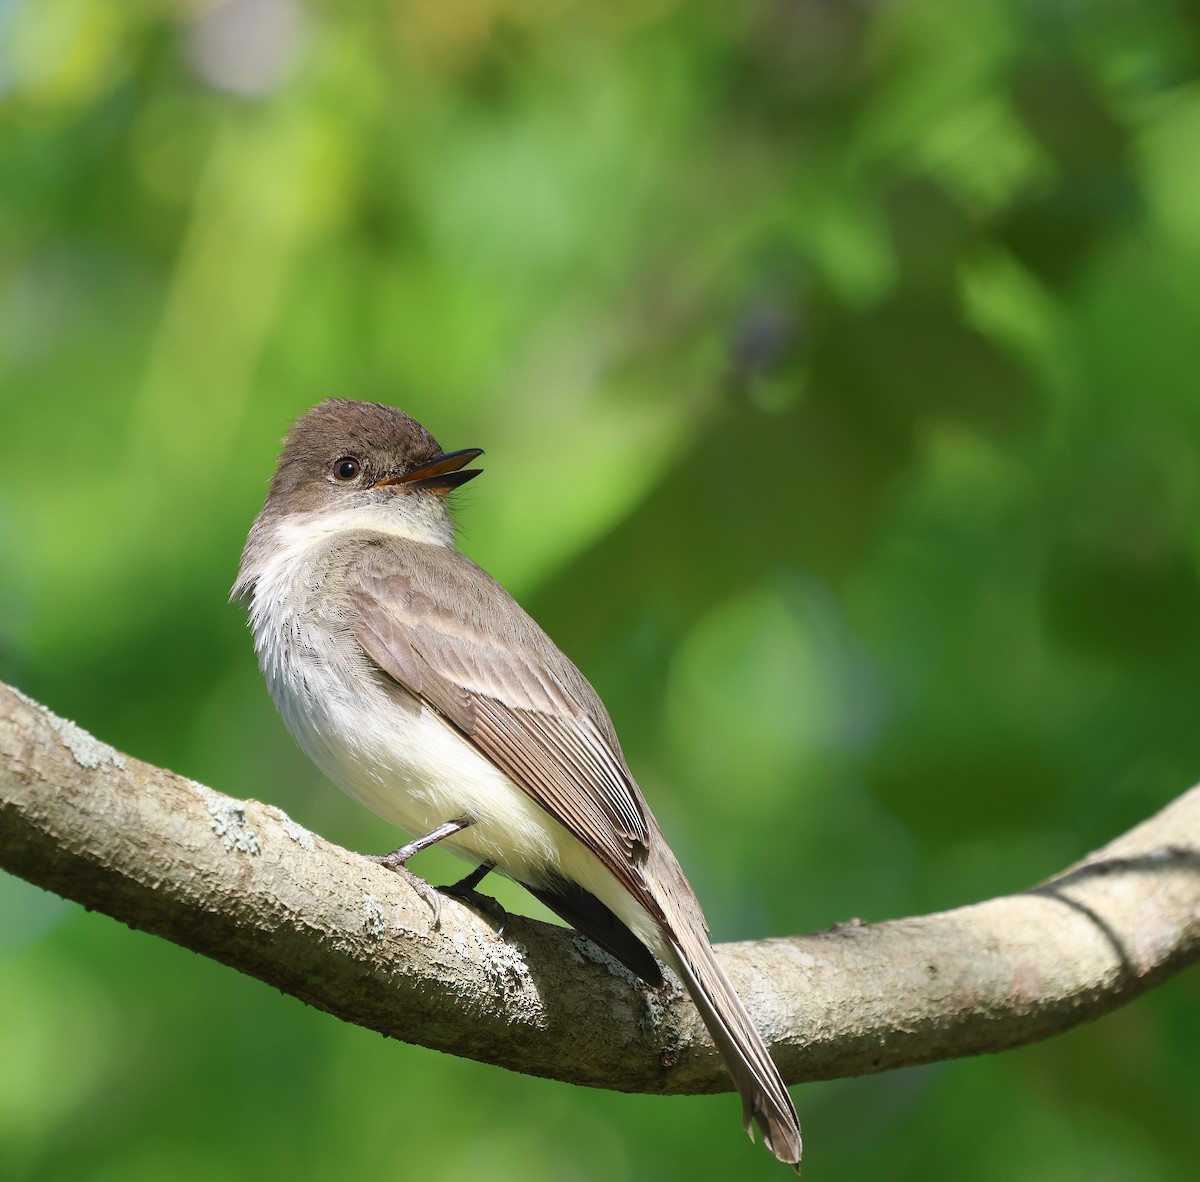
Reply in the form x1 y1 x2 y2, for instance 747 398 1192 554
666 925 802 1170
523 877 665 987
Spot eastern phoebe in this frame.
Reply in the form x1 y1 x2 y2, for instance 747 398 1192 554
232 399 801 1168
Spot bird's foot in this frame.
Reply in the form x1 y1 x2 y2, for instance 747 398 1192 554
440 862 506 934
370 856 445 926
369 819 477 927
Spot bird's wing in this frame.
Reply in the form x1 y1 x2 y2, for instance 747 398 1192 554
348 538 659 916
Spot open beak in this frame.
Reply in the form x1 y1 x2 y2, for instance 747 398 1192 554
373 447 484 494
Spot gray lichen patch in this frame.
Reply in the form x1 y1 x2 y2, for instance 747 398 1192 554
13 687 128 771
267 805 316 851
448 928 543 1021
480 932 531 984
362 893 387 940
192 782 262 855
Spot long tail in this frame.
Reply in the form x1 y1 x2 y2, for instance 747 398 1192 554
527 829 803 1167
661 918 802 1170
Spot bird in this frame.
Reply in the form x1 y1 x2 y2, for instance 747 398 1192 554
231 398 802 1168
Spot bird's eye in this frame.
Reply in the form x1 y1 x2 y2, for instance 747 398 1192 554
332 457 361 481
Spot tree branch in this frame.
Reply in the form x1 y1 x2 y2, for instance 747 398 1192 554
2 678 1198 1093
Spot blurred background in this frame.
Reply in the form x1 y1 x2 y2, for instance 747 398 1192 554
3 0 1200 1178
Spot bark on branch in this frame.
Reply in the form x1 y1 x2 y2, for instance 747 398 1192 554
2 679 1198 1094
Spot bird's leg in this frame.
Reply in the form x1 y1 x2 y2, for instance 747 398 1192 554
371 818 473 926
447 860 495 893
374 818 473 869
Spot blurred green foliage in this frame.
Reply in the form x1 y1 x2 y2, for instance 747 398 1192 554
4 0 1200 1178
